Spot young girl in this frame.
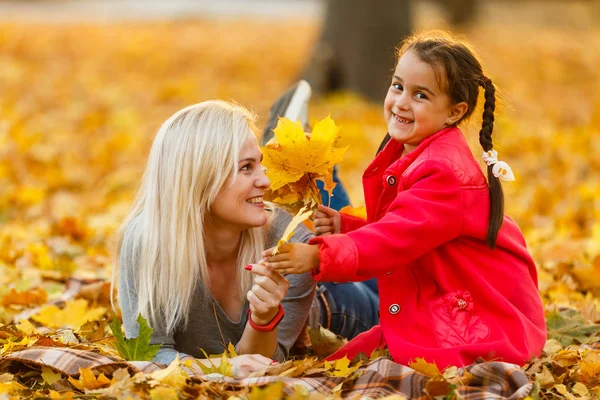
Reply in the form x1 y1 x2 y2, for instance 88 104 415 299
262 32 547 368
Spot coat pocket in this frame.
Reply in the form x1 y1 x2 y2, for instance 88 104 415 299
429 290 491 348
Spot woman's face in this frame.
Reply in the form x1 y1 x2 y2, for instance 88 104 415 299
209 135 270 231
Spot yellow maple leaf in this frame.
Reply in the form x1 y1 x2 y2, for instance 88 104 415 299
2 287 48 307
15 319 37 335
149 387 179 400
261 116 347 192
576 350 600 384
150 357 189 388
68 368 111 391
409 357 442 378
1 336 38 355
41 367 63 386
248 381 285 400
324 356 362 378
32 299 106 330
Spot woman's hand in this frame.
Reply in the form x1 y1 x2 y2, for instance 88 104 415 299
246 263 289 326
229 354 275 378
261 243 320 275
314 205 341 236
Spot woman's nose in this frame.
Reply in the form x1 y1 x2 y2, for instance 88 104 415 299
257 167 270 189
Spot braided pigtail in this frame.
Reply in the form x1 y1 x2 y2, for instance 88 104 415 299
478 76 503 248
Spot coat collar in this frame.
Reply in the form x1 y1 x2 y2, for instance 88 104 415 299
366 126 460 176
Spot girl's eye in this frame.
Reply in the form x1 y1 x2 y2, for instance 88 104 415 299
240 164 251 172
415 92 427 100
393 83 403 91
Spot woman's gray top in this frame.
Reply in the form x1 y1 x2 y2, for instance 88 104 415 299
118 207 316 364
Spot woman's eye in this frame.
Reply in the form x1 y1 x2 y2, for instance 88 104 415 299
240 164 251 172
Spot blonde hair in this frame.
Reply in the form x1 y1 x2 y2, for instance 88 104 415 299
112 100 266 334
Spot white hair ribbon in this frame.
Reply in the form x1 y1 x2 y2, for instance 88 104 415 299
482 150 515 181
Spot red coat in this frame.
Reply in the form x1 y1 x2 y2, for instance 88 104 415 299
310 127 546 368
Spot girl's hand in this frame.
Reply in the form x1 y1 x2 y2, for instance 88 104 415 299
314 205 341 236
246 263 290 326
261 243 320 275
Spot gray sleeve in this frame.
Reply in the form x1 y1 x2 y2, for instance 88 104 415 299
118 217 190 365
268 208 317 361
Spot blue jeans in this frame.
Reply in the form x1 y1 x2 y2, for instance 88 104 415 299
316 167 379 339
317 281 379 340
316 166 351 210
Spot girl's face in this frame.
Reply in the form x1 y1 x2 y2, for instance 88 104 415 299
209 135 270 231
383 50 466 153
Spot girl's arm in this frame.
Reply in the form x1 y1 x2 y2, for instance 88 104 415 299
340 213 368 233
312 160 465 282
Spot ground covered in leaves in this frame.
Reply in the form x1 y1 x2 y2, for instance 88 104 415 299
0 3 600 399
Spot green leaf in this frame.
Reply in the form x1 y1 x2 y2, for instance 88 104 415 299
546 309 600 346
109 314 161 361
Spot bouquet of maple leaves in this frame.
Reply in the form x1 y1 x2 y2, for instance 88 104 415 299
261 116 348 247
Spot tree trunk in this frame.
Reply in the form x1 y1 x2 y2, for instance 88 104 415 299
303 0 413 103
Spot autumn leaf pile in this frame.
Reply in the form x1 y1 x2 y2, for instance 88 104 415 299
0 4 599 398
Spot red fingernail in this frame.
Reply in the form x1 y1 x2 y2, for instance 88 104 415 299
271 360 278 365
244 264 252 271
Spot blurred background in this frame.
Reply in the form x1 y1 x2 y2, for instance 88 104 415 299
0 0 599 312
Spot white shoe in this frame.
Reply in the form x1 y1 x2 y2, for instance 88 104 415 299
262 80 312 145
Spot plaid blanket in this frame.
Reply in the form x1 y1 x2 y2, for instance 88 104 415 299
2 346 533 399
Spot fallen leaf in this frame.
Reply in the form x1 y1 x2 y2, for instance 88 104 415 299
68 368 110 391
248 381 285 400
32 299 106 330
109 314 160 361
77 319 108 342
324 357 362 378
150 357 188 388
307 325 347 358
149 386 179 400
41 367 63 386
1 336 38 355
1 288 48 307
409 357 442 378
546 309 600 346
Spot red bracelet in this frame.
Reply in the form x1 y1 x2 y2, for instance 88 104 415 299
247 304 285 332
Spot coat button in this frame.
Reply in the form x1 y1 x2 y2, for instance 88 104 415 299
389 304 400 314
386 175 397 187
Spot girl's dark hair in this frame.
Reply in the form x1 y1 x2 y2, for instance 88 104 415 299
398 31 503 248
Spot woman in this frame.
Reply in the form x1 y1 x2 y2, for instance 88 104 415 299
113 100 378 378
